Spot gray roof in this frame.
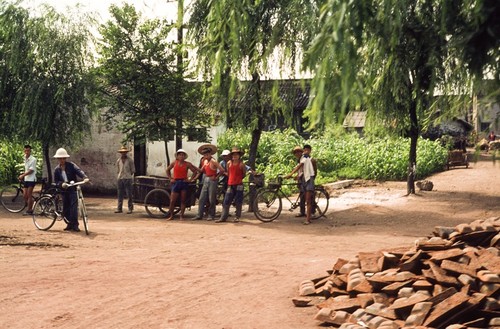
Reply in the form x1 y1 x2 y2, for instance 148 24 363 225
343 111 367 128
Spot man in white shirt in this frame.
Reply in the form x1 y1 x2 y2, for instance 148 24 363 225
18 144 37 215
285 144 317 225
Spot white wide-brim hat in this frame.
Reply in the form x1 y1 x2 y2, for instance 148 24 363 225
53 148 70 158
175 149 188 158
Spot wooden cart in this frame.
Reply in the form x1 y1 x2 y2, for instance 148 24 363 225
446 150 469 170
133 176 197 218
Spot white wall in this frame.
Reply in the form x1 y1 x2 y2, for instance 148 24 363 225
146 124 226 177
46 119 226 193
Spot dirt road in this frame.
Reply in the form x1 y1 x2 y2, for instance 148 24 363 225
1 158 499 329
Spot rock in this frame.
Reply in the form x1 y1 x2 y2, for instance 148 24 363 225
416 180 433 191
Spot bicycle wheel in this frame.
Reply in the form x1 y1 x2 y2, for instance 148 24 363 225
0 186 26 213
311 188 329 220
79 194 89 235
32 196 57 230
253 188 282 222
144 189 176 218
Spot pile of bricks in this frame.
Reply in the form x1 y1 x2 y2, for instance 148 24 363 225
294 217 500 328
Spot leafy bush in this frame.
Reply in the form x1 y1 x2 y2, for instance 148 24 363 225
217 129 448 184
0 141 43 185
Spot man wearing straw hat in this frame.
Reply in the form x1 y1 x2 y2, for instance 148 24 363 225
115 146 136 214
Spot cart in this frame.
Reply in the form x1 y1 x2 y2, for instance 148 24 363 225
133 176 197 218
446 150 469 170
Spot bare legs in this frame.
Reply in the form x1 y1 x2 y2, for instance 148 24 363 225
167 190 187 220
24 186 34 212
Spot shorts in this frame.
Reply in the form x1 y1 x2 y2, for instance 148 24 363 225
302 176 315 192
23 181 36 188
171 180 189 193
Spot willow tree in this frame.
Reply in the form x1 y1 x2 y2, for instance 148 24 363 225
0 3 95 182
95 3 207 164
303 0 486 194
188 0 319 168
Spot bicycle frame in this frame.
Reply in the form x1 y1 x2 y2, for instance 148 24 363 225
253 175 329 222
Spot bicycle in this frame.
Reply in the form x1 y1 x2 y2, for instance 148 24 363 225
32 179 90 235
0 178 54 213
253 175 329 222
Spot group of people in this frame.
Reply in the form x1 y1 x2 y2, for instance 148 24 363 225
162 143 317 224
19 146 89 232
18 142 317 231
165 144 249 223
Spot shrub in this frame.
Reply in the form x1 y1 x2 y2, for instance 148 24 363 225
217 129 448 184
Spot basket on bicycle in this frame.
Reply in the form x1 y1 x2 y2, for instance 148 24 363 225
267 176 283 189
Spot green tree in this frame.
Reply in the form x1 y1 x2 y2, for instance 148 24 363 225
0 2 96 182
303 0 493 194
188 0 319 168
95 3 207 164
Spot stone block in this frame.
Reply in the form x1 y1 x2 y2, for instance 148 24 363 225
405 302 433 327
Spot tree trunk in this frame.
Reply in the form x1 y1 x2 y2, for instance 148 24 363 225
175 117 182 151
406 101 419 195
247 72 264 212
175 0 184 152
164 138 171 167
42 143 53 184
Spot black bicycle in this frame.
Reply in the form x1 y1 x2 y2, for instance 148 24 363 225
32 180 90 235
253 175 329 222
0 179 54 213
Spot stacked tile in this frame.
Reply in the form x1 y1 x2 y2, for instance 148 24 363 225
295 217 500 328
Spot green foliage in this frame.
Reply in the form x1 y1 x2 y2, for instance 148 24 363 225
0 141 21 184
0 140 43 184
217 128 448 183
0 3 95 149
188 0 320 167
95 3 208 146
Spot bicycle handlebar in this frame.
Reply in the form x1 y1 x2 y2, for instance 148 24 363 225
62 178 90 189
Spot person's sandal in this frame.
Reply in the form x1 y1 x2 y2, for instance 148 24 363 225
302 221 311 225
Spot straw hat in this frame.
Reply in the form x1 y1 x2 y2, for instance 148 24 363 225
197 144 217 155
291 146 303 154
230 147 244 156
221 149 231 156
53 148 70 158
118 146 130 153
175 149 188 158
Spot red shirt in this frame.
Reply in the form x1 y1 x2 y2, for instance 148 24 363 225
227 161 245 185
202 159 217 177
173 160 188 180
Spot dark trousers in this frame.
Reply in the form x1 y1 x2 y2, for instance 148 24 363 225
63 190 78 228
117 178 134 211
220 185 244 220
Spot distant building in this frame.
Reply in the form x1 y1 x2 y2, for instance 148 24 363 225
343 111 367 136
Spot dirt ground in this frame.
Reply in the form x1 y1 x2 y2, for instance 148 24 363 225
1 155 499 329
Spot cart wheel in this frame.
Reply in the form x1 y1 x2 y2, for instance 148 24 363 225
144 189 174 218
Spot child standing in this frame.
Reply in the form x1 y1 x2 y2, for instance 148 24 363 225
165 149 201 220
216 147 247 223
